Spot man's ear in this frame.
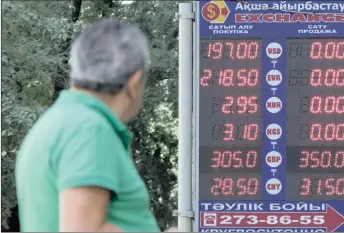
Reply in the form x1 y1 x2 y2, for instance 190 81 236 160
126 70 143 100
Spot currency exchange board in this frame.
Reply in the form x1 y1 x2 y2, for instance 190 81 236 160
194 1 344 232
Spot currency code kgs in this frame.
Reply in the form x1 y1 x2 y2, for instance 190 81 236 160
199 38 344 200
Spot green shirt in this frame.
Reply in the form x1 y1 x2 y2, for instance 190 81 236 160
15 90 160 232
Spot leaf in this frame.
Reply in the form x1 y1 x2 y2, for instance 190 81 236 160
2 0 181 230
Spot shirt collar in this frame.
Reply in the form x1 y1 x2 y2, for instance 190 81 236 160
56 90 133 148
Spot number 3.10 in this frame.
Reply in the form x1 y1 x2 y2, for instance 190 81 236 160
224 123 259 141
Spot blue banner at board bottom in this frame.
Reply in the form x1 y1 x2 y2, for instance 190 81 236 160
199 201 344 232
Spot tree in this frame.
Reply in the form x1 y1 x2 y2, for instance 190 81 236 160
1 0 179 231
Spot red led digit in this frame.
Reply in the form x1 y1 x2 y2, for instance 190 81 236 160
300 178 311 196
244 124 259 141
237 69 247 86
200 69 212 86
208 42 223 59
237 96 248 114
310 69 322 86
337 69 344 86
223 124 234 141
336 96 344 113
324 124 336 141
310 96 322 114
248 42 259 59
334 151 344 168
219 69 234 86
320 151 331 168
336 178 344 195
247 69 259 86
211 178 222 195
337 124 344 140
222 96 234 114
246 151 257 168
246 178 259 195
324 42 336 59
325 178 335 195
221 178 234 195
232 151 243 168
324 96 336 113
211 151 222 168
236 42 248 59
310 42 322 59
248 97 258 113
220 151 232 168
310 124 322 141
225 42 234 59
237 178 247 195
299 151 310 168
336 42 344 59
325 69 336 86
317 179 323 195
309 151 320 168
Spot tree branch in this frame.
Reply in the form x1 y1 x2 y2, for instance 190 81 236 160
52 0 82 101
71 0 82 22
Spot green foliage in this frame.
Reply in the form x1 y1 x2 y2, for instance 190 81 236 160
1 0 179 230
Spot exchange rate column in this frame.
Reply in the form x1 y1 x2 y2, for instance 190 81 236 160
286 39 344 201
198 39 263 203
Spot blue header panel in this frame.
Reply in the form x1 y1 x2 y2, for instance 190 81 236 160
197 1 344 232
200 1 344 38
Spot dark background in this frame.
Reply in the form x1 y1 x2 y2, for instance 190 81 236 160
286 38 344 146
199 39 263 200
286 173 344 200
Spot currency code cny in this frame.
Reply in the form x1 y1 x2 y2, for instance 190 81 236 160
198 38 344 201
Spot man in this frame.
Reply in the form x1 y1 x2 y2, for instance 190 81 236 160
16 19 171 232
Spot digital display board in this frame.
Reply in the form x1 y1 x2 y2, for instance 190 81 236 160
199 39 263 200
196 1 344 232
199 38 344 200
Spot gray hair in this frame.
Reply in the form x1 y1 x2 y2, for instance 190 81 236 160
69 19 150 94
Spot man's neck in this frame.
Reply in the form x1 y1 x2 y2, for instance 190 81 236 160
69 87 130 123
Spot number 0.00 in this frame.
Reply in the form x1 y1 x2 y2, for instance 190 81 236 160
310 124 344 141
310 96 344 114
310 41 344 59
